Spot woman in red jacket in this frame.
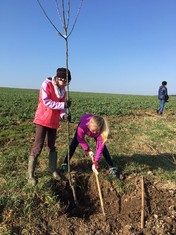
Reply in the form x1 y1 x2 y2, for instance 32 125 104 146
28 67 71 186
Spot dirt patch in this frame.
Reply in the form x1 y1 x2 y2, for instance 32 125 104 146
49 166 176 235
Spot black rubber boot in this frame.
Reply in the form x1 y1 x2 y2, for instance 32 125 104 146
28 155 37 186
48 152 61 180
60 163 68 174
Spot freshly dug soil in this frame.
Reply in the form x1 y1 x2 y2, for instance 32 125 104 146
50 165 176 235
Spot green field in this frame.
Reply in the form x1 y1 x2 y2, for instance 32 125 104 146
0 87 176 234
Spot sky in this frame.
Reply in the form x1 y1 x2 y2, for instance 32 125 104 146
0 0 176 95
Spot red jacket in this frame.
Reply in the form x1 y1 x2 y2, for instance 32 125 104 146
33 78 66 129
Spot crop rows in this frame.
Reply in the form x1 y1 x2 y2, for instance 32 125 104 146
0 87 175 126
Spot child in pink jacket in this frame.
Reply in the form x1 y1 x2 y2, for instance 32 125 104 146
28 67 71 186
61 114 119 178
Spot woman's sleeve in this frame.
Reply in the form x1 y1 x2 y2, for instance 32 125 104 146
41 83 65 110
60 93 67 118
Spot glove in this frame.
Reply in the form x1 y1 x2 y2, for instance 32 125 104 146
87 149 94 158
64 99 71 109
92 161 98 175
63 113 71 122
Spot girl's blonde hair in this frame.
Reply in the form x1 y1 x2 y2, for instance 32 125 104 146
91 115 109 143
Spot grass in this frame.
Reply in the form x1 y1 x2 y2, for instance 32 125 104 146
0 87 176 234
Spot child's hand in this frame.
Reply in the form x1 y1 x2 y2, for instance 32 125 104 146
92 161 98 175
64 99 71 109
87 149 94 158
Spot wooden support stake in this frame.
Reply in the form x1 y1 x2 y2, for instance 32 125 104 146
141 175 145 229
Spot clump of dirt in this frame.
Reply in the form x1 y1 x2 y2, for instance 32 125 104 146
50 165 176 235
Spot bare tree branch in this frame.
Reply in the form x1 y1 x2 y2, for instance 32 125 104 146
62 0 67 35
36 0 66 39
66 0 70 30
68 0 83 38
55 0 64 29
37 0 83 39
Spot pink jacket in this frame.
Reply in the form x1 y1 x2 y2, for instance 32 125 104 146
33 78 66 129
77 114 104 162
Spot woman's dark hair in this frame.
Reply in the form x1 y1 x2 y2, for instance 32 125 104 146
56 68 71 82
162 81 167 86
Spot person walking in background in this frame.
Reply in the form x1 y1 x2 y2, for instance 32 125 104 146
60 114 120 178
28 67 72 186
157 81 169 115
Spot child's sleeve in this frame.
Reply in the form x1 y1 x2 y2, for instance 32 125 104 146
94 136 104 162
77 126 89 151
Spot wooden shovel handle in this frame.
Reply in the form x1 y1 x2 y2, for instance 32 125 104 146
91 156 105 216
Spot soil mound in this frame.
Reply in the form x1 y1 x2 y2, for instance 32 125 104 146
50 166 176 235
